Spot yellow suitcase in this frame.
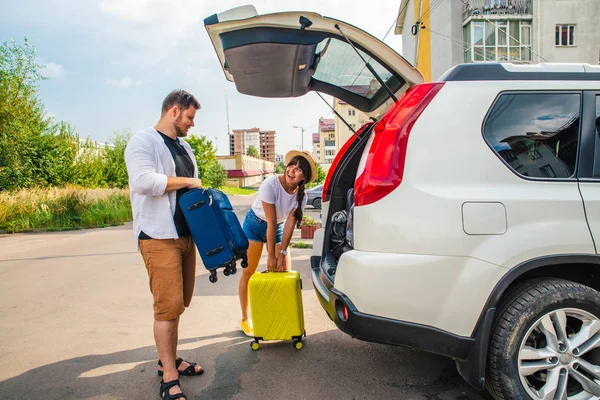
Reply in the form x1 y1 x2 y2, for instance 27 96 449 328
248 270 305 350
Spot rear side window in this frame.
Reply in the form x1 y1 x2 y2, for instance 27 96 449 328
484 93 581 179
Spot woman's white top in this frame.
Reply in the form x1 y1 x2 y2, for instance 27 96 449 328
251 175 307 224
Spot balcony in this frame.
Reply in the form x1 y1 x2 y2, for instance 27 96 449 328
463 0 532 20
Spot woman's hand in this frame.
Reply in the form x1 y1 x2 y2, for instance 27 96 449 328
267 254 277 272
275 254 286 272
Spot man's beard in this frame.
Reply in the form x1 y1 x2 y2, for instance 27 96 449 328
174 116 188 137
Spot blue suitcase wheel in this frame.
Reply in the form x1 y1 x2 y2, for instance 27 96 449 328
223 268 230 277
231 266 237 275
209 271 218 283
241 256 248 268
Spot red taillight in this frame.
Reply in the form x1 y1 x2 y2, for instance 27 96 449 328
342 305 349 321
322 121 374 202
354 82 445 207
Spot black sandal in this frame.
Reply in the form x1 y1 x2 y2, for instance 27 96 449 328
157 357 204 377
160 379 187 400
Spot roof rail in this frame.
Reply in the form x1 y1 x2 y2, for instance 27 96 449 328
439 63 600 82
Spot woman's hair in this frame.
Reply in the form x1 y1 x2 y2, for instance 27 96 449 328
287 156 312 222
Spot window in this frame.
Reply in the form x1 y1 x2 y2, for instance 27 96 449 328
313 38 400 99
347 109 356 116
556 25 576 46
483 93 581 179
465 19 532 63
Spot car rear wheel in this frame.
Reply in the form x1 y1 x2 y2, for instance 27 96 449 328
313 198 321 209
486 278 600 400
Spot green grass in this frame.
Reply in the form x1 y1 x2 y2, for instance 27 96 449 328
219 186 257 196
0 185 256 234
290 241 312 249
0 187 132 234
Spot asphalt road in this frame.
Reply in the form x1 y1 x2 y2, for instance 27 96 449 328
0 194 491 400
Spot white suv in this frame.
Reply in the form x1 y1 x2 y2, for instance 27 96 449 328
204 6 600 399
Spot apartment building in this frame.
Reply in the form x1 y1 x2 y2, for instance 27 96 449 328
312 133 321 162
334 99 369 150
318 117 336 164
229 127 276 163
396 0 600 81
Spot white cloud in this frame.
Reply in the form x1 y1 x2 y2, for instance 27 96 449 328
44 62 66 79
105 77 143 88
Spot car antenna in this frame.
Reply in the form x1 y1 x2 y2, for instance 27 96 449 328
334 24 398 103
315 92 361 139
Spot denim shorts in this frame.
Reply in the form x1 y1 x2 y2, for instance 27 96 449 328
243 208 283 243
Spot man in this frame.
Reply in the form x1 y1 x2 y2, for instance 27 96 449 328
125 90 203 400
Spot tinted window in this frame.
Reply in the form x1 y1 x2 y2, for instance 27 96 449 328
596 96 600 135
484 93 581 179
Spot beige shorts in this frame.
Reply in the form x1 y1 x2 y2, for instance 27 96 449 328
139 236 196 321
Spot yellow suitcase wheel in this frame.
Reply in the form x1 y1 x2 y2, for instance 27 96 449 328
251 341 259 351
293 339 303 350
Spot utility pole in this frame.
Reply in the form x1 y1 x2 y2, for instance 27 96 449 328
293 125 305 151
225 95 231 155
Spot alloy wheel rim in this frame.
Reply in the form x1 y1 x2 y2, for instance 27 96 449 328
518 308 600 399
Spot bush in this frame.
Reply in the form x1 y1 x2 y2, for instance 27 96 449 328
300 215 318 227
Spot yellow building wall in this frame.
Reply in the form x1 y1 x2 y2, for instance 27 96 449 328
414 0 432 82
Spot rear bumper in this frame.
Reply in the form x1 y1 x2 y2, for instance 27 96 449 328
310 255 493 390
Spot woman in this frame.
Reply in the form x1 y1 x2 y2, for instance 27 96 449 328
238 150 318 336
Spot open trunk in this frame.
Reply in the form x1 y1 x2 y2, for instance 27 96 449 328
320 123 376 280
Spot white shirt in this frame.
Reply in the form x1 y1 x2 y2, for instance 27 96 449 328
124 127 198 245
252 175 307 224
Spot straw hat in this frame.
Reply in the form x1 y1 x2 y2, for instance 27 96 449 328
284 150 318 184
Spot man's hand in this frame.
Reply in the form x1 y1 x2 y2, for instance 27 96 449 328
186 178 202 189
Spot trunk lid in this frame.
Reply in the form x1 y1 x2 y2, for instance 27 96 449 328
204 5 424 118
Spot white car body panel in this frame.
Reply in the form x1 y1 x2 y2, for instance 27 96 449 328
326 80 598 336
333 250 507 336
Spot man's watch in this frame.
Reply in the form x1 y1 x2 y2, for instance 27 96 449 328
279 249 288 256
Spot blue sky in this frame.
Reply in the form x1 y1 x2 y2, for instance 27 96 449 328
1 0 404 155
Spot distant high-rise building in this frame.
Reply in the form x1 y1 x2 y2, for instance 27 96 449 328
259 130 276 164
230 127 276 163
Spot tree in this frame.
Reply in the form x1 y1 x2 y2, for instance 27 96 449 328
0 39 81 190
185 135 217 180
315 163 326 184
247 145 259 158
103 129 132 188
73 137 108 188
275 161 285 174
203 160 227 188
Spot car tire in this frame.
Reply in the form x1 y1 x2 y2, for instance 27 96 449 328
485 278 600 400
313 198 321 209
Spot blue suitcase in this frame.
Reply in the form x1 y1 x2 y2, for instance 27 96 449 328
179 188 249 283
